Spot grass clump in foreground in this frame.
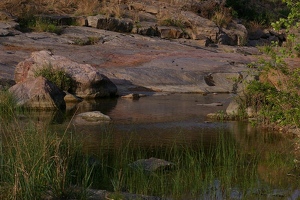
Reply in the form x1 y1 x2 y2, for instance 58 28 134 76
0 92 93 199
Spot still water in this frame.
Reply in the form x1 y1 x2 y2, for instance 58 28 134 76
47 93 300 199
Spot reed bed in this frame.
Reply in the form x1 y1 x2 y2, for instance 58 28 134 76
0 90 298 199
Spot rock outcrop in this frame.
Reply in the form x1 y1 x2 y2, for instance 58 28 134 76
8 76 66 110
87 14 133 33
14 50 118 99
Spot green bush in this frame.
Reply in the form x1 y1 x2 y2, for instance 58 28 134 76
241 0 300 127
34 64 72 91
226 0 288 26
19 16 64 34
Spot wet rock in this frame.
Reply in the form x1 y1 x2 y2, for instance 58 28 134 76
129 157 175 172
64 91 83 102
226 98 239 116
73 111 111 125
8 76 66 110
121 93 142 100
14 50 118 99
197 102 223 106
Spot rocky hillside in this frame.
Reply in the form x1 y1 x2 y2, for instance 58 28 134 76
0 0 290 96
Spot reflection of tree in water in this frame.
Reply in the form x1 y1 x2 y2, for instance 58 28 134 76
230 121 298 187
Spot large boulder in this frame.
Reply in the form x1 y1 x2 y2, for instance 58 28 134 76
218 22 248 46
14 50 118 99
180 11 219 40
8 76 66 110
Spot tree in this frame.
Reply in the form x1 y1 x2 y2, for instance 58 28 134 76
272 0 300 57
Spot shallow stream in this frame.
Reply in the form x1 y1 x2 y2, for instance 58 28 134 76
44 93 300 199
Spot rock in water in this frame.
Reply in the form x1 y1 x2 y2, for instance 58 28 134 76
73 111 111 125
9 76 66 110
129 157 175 172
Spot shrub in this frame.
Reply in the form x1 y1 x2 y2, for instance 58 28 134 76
34 64 72 91
241 0 300 127
212 8 232 28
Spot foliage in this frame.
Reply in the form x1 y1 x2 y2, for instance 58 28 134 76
242 0 300 127
212 8 232 28
226 0 288 26
159 18 185 29
34 64 72 91
0 119 93 199
0 105 298 199
19 16 64 34
272 0 300 57
0 90 21 120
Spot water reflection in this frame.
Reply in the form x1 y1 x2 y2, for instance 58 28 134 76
20 94 300 199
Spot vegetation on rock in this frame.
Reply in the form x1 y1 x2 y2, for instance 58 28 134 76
238 0 300 128
34 64 72 91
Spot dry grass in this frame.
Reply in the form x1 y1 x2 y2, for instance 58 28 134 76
247 20 268 32
211 8 232 28
0 0 195 19
0 0 102 17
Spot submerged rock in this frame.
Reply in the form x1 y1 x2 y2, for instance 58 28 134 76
129 157 175 172
197 102 223 106
73 111 111 125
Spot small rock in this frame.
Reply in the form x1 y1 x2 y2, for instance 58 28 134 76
121 93 141 99
73 111 111 125
64 91 83 102
129 157 175 172
226 99 239 115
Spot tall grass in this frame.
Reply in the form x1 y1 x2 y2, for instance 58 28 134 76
0 90 298 199
0 91 93 199
86 129 298 199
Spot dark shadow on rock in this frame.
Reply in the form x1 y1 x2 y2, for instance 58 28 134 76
66 97 118 118
204 73 215 86
110 78 157 96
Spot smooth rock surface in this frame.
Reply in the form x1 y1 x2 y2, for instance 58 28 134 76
8 76 66 110
73 111 111 125
0 25 257 95
14 50 118 99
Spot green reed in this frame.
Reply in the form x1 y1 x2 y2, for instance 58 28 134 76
0 104 93 199
85 131 252 199
0 89 298 199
